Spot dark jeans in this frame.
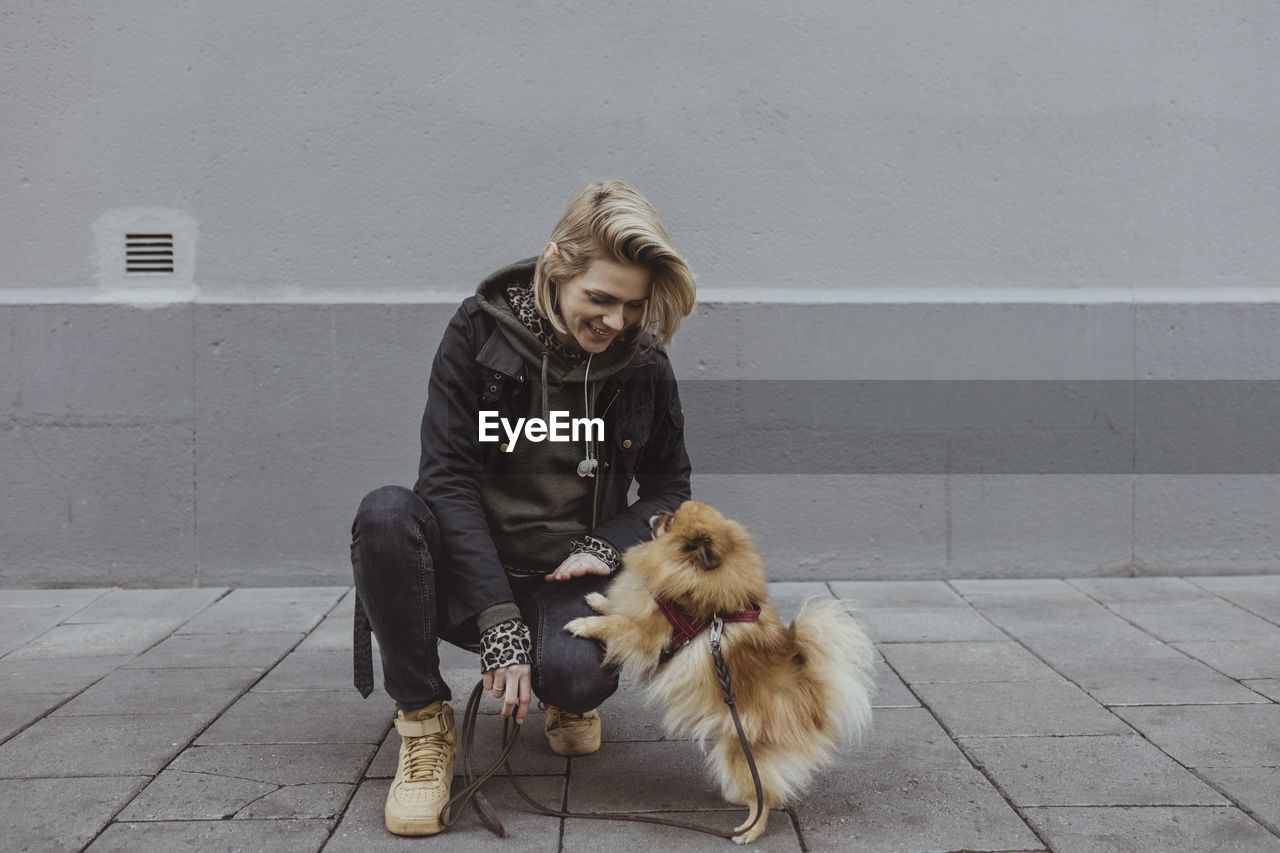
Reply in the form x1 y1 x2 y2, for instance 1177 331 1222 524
350 485 619 713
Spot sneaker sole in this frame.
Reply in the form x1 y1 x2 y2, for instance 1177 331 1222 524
385 804 449 836
547 734 602 757
385 811 446 836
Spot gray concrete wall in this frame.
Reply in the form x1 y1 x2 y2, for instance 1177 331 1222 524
3 2 1279 585
4 299 1278 586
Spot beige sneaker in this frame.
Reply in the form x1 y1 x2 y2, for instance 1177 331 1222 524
542 704 601 756
384 701 456 836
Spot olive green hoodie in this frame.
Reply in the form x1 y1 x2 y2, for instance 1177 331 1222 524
472 260 640 574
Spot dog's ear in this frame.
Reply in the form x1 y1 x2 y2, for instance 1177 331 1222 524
651 511 674 538
686 535 721 571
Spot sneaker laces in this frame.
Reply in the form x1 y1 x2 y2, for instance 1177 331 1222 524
543 704 595 729
402 732 450 786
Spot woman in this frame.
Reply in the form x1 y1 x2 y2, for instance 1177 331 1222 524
350 180 696 836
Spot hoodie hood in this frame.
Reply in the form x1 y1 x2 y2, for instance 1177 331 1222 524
473 257 643 394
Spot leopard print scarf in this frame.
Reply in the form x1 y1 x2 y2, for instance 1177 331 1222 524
504 282 587 364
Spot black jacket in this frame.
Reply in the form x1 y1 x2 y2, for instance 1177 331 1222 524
414 262 692 636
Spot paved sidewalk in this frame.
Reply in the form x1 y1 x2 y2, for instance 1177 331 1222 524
2 578 1279 852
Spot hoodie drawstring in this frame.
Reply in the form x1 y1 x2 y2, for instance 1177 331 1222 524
538 350 598 478
540 352 550 423
579 353 598 478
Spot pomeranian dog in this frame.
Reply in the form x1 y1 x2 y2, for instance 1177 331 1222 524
566 501 875 844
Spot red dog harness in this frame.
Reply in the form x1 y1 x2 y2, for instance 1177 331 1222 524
655 595 760 663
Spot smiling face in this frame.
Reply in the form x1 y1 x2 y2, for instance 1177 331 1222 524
551 256 651 354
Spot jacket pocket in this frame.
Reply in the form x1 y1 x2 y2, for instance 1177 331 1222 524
610 400 653 480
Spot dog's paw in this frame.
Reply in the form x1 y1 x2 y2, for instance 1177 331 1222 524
564 617 591 638
584 592 609 613
732 808 768 844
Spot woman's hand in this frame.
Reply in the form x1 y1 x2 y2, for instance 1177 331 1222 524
482 662 532 724
545 552 611 582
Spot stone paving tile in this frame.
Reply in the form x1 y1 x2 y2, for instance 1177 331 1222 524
797 766 1045 853
831 579 969 609
0 713 209 777
798 704 1043 850
118 766 354 822
1189 575 1280 623
1073 655 1267 707
1090 599 1280 644
769 581 836 600
117 768 277 820
171 741 376 784
55 666 258 715
295 608 355 653
870 659 920 708
438 666 493 700
951 578 1080 600
326 775 563 851
63 587 228 624
1113 704 1280 768
1244 679 1280 701
125 630 302 670
1172 638 1280 679
0 607 87 656
1195 766 1280 834
568 740 736 813
857 707 977 773
5 620 177 660
437 636 478 669
0 775 149 852
956 585 1155 643
0 588 110 609
858 607 1007 644
958 735 1229 807
768 581 837 623
197 690 391 746
254 649 367 692
1021 805 1280 853
86 818 334 852
1067 577 1210 605
595 680 670 741
914 681 1133 737
880 641 1064 684
784 704 1046 852
562 808 800 851
236 782 353 819
177 586 347 634
0 653 133 694
0 693 66 740
959 589 1264 705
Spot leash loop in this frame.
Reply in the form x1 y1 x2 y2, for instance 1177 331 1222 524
439 620 766 840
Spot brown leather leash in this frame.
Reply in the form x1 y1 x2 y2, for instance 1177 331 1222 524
439 615 765 840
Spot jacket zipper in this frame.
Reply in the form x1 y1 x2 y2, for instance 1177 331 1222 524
591 386 622 531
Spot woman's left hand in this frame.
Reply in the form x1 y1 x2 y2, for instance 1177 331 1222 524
546 552 611 582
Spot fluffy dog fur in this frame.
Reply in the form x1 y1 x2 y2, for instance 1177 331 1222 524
566 501 875 844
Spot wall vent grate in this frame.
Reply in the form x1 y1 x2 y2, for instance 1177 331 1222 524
125 233 174 274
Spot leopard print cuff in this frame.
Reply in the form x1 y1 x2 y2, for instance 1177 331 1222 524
569 535 622 574
480 618 532 672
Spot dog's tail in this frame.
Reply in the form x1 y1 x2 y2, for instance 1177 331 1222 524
789 598 876 746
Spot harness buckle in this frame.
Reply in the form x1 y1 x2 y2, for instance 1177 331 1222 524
708 614 724 650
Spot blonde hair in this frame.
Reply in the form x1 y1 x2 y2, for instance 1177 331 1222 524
534 180 695 346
